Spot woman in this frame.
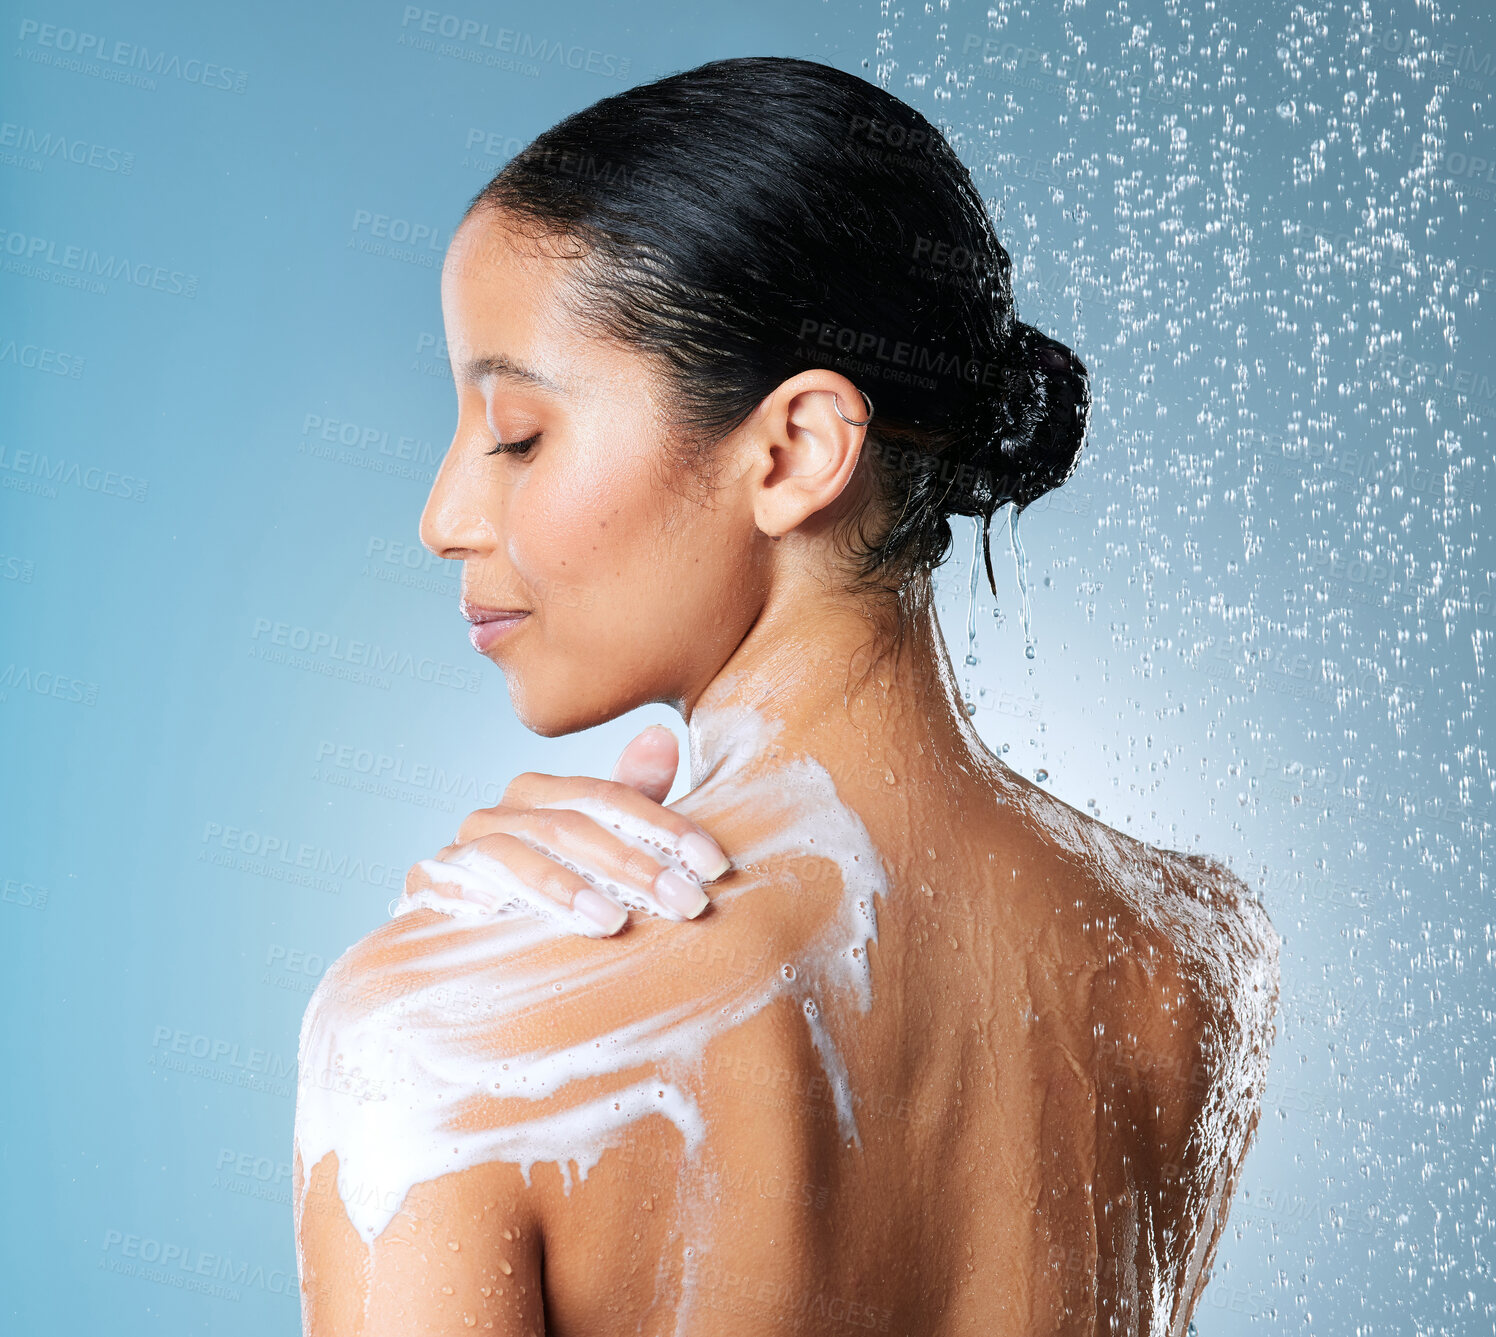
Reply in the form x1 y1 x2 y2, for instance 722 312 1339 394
294 57 1280 1335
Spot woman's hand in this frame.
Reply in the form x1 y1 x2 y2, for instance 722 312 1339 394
400 725 730 937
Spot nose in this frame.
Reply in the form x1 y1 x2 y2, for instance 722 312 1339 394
419 439 499 560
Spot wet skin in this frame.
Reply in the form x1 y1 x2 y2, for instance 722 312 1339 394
293 209 1281 1335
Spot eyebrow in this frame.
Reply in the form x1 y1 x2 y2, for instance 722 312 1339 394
458 354 564 394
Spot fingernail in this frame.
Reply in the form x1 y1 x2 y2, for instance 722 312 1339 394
678 833 731 882
655 868 709 919
574 886 628 934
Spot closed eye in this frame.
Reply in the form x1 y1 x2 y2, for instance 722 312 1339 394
486 433 540 457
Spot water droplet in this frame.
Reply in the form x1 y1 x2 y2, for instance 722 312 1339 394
1010 506 1036 660
780 963 797 982
1036 769 1049 783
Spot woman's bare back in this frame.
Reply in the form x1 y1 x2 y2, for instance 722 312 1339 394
295 712 1279 1336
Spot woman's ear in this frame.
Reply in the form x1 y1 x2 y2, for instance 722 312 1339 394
745 370 873 543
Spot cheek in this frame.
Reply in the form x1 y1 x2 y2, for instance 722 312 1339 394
505 452 669 605
505 450 747 643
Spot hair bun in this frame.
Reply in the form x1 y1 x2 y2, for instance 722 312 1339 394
983 321 1091 511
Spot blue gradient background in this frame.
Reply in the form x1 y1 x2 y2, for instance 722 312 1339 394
2 0 1491 1331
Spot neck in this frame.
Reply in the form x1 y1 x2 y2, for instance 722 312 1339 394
682 569 994 801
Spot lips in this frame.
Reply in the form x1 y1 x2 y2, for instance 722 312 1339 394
462 600 530 654
461 599 528 624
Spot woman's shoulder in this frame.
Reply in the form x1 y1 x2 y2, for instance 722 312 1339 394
297 792 861 1061
293 835 845 1219
999 772 1280 980
988 775 1281 1083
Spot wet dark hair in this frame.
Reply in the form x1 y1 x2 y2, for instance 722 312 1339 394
469 56 1089 597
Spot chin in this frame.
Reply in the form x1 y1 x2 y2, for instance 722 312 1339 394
506 676 636 739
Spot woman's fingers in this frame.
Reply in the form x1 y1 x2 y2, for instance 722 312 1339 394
451 805 711 920
609 725 679 803
404 747 731 937
404 833 631 936
500 771 731 883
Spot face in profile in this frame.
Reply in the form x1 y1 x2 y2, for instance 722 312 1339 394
421 210 769 736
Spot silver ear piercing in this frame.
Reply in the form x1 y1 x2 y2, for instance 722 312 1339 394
832 389 874 427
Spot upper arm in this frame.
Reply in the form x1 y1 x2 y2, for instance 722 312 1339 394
293 914 554 1335
288 863 815 1334
296 1147 546 1337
